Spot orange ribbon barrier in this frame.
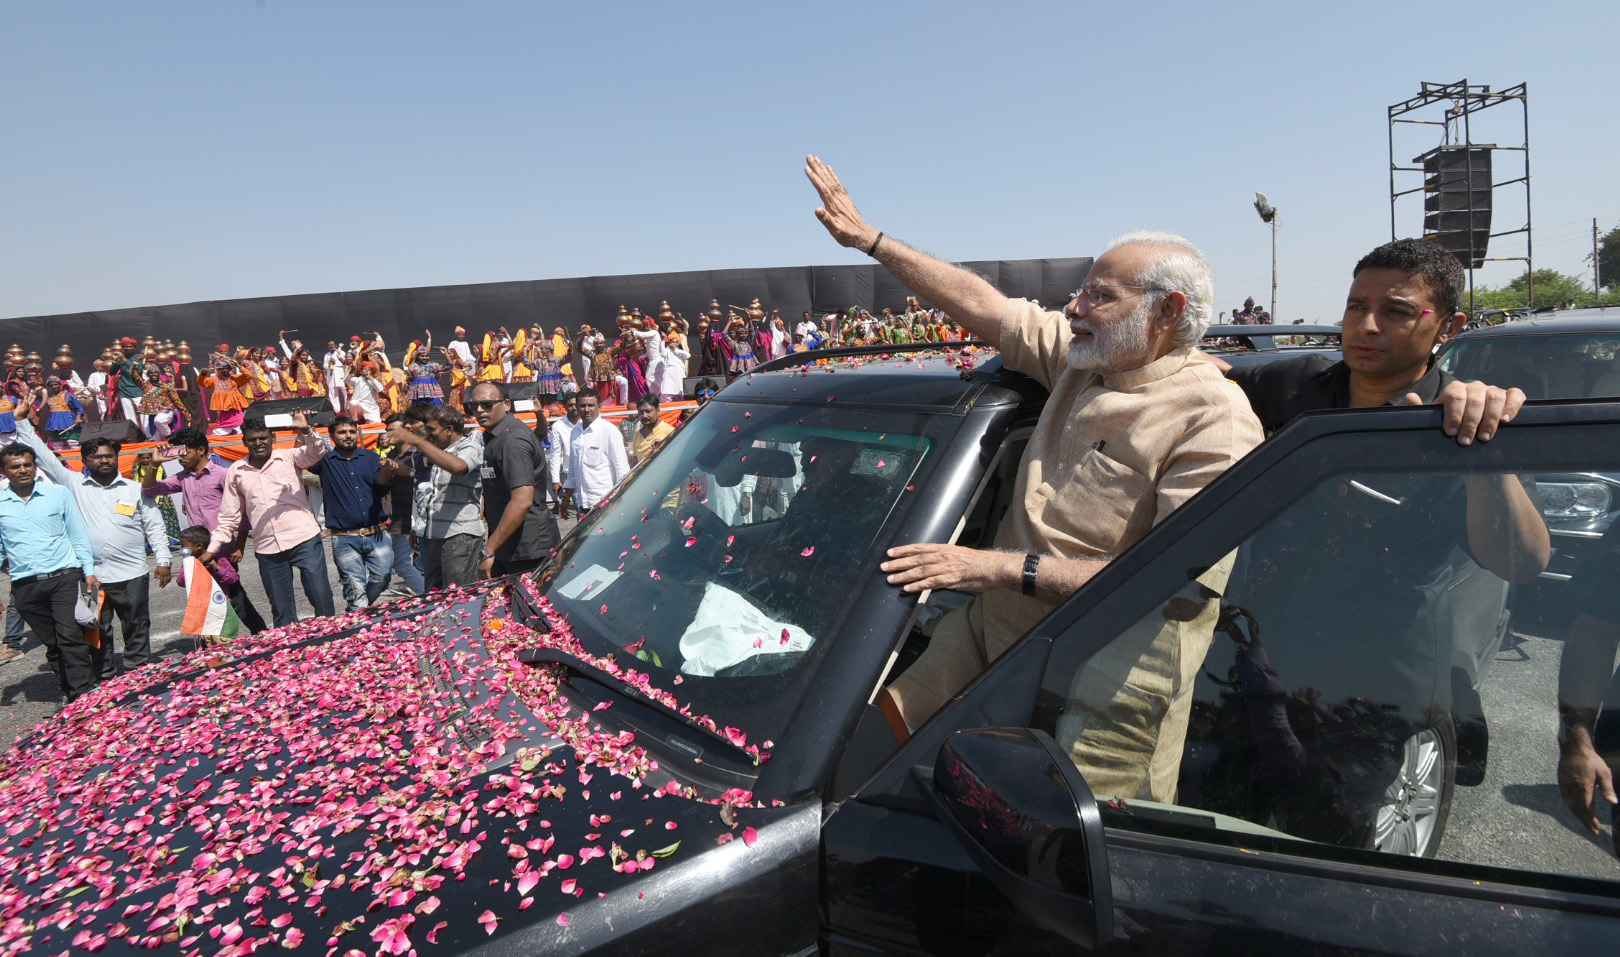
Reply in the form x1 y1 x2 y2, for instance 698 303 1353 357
63 401 698 478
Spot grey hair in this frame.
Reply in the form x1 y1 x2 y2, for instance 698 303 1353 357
1105 230 1216 348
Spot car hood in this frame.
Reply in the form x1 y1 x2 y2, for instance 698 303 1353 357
0 581 792 955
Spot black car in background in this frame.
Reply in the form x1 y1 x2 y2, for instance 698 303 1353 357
1438 309 1620 584
2 341 1618 956
1199 323 1342 368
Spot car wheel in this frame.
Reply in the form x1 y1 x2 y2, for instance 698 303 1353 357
1371 715 1456 858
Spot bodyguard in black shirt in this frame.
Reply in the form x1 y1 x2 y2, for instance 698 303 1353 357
1202 238 1549 586
1186 239 1550 847
464 382 559 578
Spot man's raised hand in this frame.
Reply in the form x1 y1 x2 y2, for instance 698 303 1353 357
291 409 311 432
383 423 420 448
805 155 879 251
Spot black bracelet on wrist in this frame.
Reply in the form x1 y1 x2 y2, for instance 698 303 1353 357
866 231 885 257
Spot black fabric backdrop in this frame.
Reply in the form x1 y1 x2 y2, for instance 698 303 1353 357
0 258 1092 364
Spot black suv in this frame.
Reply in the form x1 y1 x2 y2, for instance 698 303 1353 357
1 341 1617 956
1439 309 1620 585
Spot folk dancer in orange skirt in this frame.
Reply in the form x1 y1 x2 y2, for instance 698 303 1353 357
205 346 252 435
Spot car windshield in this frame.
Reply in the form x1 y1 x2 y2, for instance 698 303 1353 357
535 399 938 734
1438 333 1620 399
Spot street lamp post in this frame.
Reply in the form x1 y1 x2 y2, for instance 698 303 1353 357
1254 192 1278 322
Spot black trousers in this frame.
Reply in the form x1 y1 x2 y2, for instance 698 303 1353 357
493 555 544 577
13 570 95 701
227 583 269 634
98 575 152 679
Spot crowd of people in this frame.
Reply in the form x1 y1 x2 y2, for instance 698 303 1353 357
0 297 967 449
1224 295 1273 324
0 373 728 701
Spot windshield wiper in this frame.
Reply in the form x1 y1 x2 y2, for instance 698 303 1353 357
517 647 757 764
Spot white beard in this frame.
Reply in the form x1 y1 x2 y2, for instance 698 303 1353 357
1065 298 1155 374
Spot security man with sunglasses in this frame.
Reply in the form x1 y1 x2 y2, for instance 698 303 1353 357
464 382 560 578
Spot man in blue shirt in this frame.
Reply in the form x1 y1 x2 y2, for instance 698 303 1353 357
0 442 100 700
16 421 172 679
309 416 393 611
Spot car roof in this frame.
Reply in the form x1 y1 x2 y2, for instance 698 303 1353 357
1204 324 1342 338
1450 310 1620 339
714 342 1037 414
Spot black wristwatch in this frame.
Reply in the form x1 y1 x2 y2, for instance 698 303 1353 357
480 551 496 562
1021 554 1040 596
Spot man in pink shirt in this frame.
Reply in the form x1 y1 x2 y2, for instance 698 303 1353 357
140 427 231 528
199 411 336 628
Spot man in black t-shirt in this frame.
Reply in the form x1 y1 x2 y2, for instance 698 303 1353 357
465 382 560 578
1201 238 1548 586
1186 240 1551 849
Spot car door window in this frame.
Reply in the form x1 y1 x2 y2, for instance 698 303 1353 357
1034 424 1620 886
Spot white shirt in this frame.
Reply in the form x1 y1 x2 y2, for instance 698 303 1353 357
323 350 348 384
565 418 629 510
18 420 170 583
348 375 383 422
657 342 690 396
447 339 474 368
548 415 578 486
796 320 818 340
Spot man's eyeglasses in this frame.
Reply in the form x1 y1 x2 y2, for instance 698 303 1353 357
695 390 717 398
463 399 504 413
1069 280 1168 307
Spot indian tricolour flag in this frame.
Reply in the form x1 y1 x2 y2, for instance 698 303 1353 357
181 557 242 641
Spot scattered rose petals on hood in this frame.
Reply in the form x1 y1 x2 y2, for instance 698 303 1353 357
0 575 772 956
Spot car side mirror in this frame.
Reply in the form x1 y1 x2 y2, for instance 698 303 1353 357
919 727 1112 949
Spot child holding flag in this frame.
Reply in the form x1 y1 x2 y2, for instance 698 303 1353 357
177 526 266 640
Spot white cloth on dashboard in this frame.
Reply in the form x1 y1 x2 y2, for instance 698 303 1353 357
678 582 814 676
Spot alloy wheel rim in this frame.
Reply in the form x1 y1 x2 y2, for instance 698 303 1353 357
1373 727 1444 856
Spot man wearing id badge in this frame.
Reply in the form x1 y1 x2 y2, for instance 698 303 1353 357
464 382 560 578
14 421 170 679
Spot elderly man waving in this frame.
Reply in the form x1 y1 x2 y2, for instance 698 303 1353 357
805 156 1265 739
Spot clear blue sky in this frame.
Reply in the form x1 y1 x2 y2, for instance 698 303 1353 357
2 1 1615 323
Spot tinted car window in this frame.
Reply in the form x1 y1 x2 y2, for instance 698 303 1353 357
1438 334 1620 399
1042 452 1620 884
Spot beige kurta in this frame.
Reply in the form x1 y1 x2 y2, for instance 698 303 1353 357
890 298 1263 798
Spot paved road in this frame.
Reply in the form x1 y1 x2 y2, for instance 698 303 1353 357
1445 625 1620 881
0 550 341 749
